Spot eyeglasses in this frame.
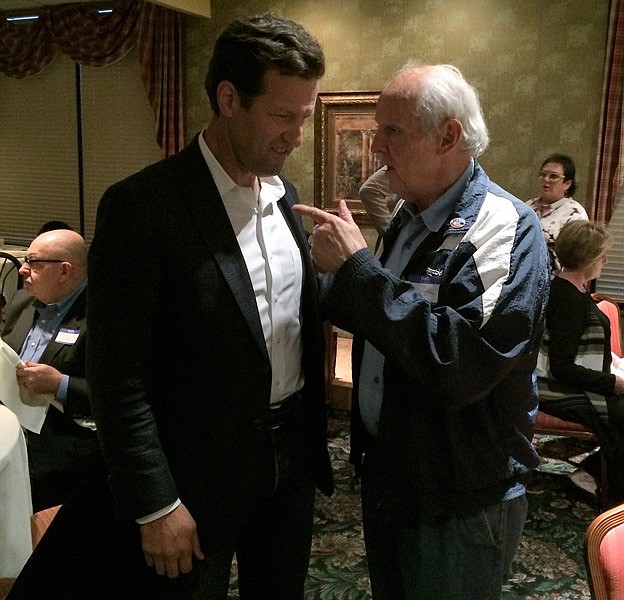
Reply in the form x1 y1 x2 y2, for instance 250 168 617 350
23 257 64 266
538 171 567 182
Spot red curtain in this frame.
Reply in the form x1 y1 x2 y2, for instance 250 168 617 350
47 0 140 67
138 2 184 157
0 14 55 78
0 0 184 156
592 0 624 223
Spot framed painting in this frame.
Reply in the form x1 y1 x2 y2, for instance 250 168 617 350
314 91 382 225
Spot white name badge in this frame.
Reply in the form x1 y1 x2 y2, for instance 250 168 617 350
55 328 80 345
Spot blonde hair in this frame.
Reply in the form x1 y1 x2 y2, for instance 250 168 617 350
555 220 611 270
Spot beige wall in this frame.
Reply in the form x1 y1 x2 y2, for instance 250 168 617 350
184 0 609 241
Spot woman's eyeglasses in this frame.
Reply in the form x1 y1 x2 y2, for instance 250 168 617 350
538 171 567 182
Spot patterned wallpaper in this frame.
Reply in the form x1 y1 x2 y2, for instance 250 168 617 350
184 0 609 241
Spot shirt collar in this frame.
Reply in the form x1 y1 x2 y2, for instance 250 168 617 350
197 130 286 207
400 159 475 232
546 196 573 210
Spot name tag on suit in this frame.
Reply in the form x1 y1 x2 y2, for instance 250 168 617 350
55 328 80 345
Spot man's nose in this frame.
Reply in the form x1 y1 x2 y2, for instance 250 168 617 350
283 123 304 148
371 131 384 154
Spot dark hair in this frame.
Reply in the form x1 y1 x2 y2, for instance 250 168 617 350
205 14 325 115
37 220 73 235
541 153 576 196
555 220 610 270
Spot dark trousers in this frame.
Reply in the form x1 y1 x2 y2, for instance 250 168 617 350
8 418 316 600
157 421 317 600
361 446 528 600
26 408 101 512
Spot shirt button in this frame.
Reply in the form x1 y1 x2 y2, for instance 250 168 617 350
252 419 264 430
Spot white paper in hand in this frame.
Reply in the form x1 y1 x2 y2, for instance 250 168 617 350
612 352 624 379
0 337 51 433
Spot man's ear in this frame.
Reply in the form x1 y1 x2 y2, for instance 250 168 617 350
438 118 463 155
59 261 73 279
216 80 239 117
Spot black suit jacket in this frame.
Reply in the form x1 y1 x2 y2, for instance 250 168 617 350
87 135 333 547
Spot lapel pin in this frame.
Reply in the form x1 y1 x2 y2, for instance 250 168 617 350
449 218 466 229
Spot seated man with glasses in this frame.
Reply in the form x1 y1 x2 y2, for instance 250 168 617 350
1 229 100 511
526 153 589 275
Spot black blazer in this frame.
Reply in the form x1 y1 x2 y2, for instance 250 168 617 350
87 136 333 547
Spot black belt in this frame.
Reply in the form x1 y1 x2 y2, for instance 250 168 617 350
253 392 302 432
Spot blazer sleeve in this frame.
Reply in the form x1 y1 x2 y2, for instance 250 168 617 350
87 173 179 519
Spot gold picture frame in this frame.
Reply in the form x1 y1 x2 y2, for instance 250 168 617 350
314 91 381 225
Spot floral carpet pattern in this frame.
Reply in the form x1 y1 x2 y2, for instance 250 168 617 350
230 411 603 599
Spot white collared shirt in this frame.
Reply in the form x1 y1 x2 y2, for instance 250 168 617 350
198 133 304 404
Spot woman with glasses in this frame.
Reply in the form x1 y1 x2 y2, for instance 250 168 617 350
526 153 588 274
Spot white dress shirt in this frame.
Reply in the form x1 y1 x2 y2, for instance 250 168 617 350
199 133 304 404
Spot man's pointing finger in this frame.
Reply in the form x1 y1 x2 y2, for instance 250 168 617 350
292 204 336 225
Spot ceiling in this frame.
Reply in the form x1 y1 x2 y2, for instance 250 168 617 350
0 0 210 18
2 0 108 10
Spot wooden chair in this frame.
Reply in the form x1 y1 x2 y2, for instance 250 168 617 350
30 505 61 550
534 411 599 441
585 501 624 600
0 251 23 316
0 505 61 599
594 295 622 357
534 410 608 504
324 322 353 411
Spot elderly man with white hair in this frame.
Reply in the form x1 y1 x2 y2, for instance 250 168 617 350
2 229 98 511
296 63 550 599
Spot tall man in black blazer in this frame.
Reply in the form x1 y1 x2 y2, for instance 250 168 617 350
2 229 98 511
82 14 333 600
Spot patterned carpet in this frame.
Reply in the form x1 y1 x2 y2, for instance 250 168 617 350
230 410 603 600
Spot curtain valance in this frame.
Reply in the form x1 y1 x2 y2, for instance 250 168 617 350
0 0 184 156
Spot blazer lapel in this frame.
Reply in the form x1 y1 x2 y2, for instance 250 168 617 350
173 138 269 362
4 302 36 355
212 240 268 362
40 291 86 365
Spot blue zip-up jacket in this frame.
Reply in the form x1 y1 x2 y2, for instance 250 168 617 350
324 163 550 517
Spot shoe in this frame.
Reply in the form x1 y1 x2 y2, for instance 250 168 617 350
570 468 598 499
579 449 602 480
